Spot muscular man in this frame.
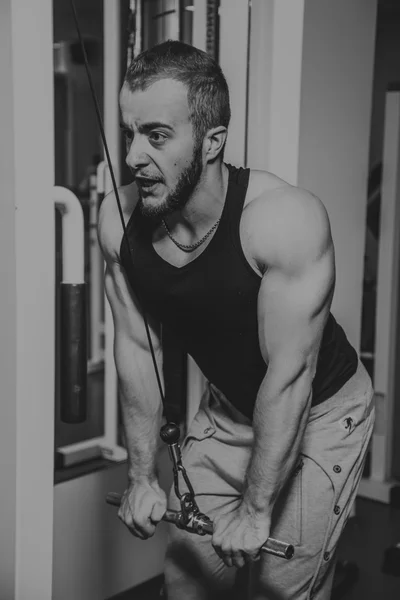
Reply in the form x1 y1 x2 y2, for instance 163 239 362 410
98 41 375 600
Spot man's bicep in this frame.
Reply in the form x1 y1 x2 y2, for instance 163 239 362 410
258 248 334 377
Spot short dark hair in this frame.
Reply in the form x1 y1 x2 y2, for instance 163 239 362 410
124 40 231 157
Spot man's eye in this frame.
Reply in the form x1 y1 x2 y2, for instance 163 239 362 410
150 132 166 144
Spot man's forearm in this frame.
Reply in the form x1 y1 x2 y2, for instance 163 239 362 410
120 387 163 484
116 341 164 483
242 368 313 516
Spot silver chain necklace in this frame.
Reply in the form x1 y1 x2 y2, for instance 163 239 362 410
162 218 221 253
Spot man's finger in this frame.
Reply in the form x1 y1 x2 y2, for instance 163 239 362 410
231 552 246 569
128 524 147 540
135 513 157 538
119 500 152 539
223 554 234 568
118 511 147 539
150 501 166 523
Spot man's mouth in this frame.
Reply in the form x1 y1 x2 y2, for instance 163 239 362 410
136 176 162 190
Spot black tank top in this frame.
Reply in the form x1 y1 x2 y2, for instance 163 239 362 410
120 164 358 420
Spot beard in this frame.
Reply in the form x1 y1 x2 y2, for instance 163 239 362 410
137 141 203 221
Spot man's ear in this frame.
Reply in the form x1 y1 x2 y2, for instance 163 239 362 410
204 126 228 162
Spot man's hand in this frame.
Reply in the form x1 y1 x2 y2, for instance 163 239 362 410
118 479 167 539
212 504 271 568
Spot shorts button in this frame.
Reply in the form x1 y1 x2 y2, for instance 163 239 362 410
334 505 340 515
323 552 330 561
333 465 342 473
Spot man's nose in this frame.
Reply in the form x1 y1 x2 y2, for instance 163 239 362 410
125 137 149 171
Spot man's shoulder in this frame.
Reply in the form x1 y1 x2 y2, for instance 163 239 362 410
246 170 329 233
98 181 138 263
244 171 332 268
245 169 290 206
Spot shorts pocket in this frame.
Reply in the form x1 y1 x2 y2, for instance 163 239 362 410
182 409 216 450
300 455 335 558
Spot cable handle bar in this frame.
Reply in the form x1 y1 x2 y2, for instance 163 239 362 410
106 492 294 560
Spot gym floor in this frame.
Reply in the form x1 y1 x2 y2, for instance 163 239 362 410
109 496 400 600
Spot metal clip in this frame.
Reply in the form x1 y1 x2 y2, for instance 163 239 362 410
160 423 205 530
177 493 212 535
168 442 196 502
180 492 197 524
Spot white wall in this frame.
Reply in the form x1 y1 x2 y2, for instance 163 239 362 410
0 1 17 597
248 0 377 351
219 0 250 166
298 0 378 350
13 0 56 596
247 0 306 181
247 0 274 170
0 1 55 598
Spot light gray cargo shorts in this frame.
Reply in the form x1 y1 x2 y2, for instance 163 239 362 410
164 360 375 600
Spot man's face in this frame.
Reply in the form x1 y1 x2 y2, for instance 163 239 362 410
119 78 204 220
